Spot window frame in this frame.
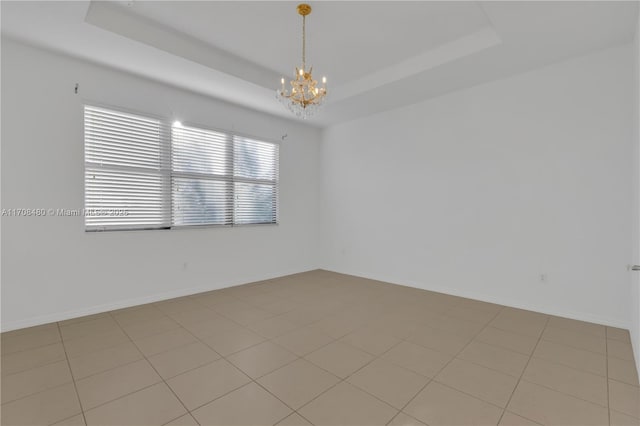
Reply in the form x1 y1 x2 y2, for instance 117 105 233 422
83 103 280 232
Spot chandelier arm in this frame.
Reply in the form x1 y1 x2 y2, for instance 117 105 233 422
276 4 325 118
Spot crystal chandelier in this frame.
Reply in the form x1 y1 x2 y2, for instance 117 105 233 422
276 3 327 119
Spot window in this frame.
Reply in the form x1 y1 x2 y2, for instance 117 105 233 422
84 106 170 231
84 105 279 231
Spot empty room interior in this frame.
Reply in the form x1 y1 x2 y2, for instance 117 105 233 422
3 1 640 425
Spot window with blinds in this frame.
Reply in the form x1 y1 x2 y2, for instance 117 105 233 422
84 106 170 231
84 105 279 231
232 136 279 225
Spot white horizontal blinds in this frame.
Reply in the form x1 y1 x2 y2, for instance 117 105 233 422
84 105 278 230
84 106 170 231
171 125 228 176
171 125 232 226
233 136 279 224
234 182 278 224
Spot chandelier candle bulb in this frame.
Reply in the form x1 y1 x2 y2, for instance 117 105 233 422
276 3 327 119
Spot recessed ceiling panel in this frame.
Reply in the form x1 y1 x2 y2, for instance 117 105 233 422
110 1 492 86
2 1 637 127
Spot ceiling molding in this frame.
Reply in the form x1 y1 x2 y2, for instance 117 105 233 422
85 1 282 90
86 1 501 109
331 26 502 104
2 1 637 127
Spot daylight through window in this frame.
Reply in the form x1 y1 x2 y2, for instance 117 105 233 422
84 105 279 231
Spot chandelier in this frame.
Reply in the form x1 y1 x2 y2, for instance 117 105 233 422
276 3 327 119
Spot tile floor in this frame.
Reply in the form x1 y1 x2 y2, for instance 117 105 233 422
1 270 639 426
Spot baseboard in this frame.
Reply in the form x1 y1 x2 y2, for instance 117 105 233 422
1 267 320 332
5 266 630 332
321 267 631 330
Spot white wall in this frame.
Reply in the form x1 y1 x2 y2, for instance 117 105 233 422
2 36 637 338
631 15 640 371
0 38 322 331
321 45 634 328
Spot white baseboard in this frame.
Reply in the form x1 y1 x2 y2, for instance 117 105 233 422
321 267 631 330
4 266 630 332
1 267 319 332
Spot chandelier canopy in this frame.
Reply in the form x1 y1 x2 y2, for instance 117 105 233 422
276 3 327 119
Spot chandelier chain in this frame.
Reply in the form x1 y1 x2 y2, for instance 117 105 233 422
276 3 326 119
302 14 306 70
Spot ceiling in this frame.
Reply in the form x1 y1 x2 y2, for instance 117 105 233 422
1 1 638 127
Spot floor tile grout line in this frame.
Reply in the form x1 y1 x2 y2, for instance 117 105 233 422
61 348 145 383
250 374 313 423
180 295 312 341
608 376 640 389
276 307 428 400
544 321 609 339
59 307 274 384
227 331 346 415
20 288 308 344
286 331 407 425
0 345 69 380
1 323 60 339
0 381 76 408
474 326 546 355
188 294 284 329
203 327 368 424
155 317 331 423
55 322 89 426
106 311 203 426
50 295 358 422
181 381 249 418
76 381 166 418
3 275 637 426
80 308 241 415
57 332 133 359
215 347 305 415
453 340 610 385
135 306 315 419
198 333 267 358
527 351 608 378
513 377 610 409
425 379 508 410
461 332 534 355
491 324 635 384
1 336 65 358
606 335 634 345
3 326 623 415
156 349 261 414
606 351 639 364
535 333 609 358
495 316 550 425
0 374 91 423
429 346 522 380
160 412 196 426
512 355 632 408
385 304 507 426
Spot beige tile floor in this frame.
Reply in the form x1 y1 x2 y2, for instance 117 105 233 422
1 270 639 426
